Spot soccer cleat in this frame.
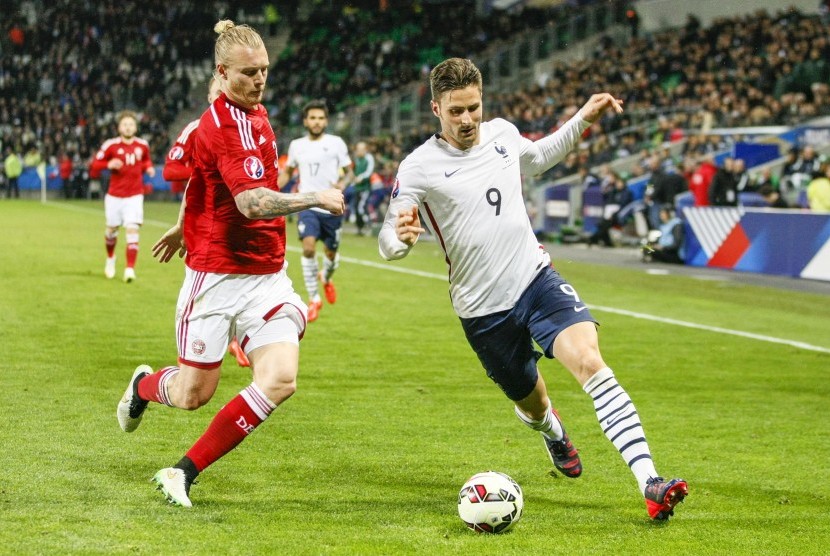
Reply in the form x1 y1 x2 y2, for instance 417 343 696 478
644 477 688 521
124 267 136 283
317 271 337 304
152 467 193 508
323 280 337 304
117 365 151 432
543 411 582 478
307 299 322 322
105 257 116 279
228 338 250 367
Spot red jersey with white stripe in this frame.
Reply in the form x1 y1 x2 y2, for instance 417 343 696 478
90 137 152 197
163 119 200 191
184 93 284 275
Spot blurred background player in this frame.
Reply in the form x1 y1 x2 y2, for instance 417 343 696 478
350 141 375 236
162 77 249 368
90 111 155 282
278 100 354 322
379 57 687 521
118 20 344 508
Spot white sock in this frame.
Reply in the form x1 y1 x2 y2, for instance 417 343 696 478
583 367 658 494
322 253 339 283
514 400 564 441
301 255 319 300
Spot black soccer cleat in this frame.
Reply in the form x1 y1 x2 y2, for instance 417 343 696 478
543 411 582 478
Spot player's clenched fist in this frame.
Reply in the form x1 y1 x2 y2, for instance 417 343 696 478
316 188 345 215
396 205 425 245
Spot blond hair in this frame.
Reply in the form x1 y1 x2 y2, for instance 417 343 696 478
116 110 137 125
429 58 482 102
213 19 264 66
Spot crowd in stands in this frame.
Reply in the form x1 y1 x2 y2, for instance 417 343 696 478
0 0 264 186
2 0 830 230
266 0 628 129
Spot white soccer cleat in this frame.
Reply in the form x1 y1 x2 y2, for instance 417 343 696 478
105 257 116 279
117 365 151 432
153 468 193 508
123 267 136 283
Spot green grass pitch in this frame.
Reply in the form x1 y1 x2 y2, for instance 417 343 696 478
0 200 828 555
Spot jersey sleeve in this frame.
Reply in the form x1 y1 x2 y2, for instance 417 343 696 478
285 140 298 170
518 115 590 176
90 143 111 173
214 118 269 195
163 136 193 181
141 143 153 171
336 137 352 170
378 155 427 260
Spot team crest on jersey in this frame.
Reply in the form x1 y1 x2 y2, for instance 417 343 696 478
135 148 143 161
494 142 515 168
244 156 265 179
168 146 185 160
192 339 206 355
391 178 400 199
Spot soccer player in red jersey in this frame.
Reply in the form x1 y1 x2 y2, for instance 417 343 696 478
162 78 221 200
90 111 155 282
116 20 344 507
162 77 250 368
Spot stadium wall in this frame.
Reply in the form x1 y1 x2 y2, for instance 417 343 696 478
637 0 819 31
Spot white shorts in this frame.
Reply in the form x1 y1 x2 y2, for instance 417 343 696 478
105 194 144 228
175 267 307 368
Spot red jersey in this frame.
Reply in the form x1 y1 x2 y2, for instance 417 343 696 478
184 93 284 275
163 119 200 194
690 160 718 207
90 137 152 197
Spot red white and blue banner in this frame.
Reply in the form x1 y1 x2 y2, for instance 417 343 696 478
683 207 830 282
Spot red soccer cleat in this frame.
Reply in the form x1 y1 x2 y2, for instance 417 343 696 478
644 477 688 521
307 299 322 322
323 280 337 304
228 338 250 367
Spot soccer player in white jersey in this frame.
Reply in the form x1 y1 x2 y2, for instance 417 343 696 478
116 20 344 508
278 100 354 322
378 58 688 521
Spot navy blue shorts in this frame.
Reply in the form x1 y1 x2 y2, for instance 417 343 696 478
459 266 598 401
297 210 343 251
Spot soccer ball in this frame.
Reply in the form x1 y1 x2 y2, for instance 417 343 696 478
457 471 524 533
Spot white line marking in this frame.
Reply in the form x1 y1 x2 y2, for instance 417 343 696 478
48 201 830 354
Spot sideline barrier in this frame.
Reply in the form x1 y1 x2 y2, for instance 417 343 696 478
682 206 830 281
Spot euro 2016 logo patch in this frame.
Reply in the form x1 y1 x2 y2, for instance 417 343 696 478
391 178 400 199
244 156 265 179
168 146 185 160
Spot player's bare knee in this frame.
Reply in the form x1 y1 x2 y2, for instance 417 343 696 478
261 379 296 405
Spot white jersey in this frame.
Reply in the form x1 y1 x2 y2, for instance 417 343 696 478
286 133 352 214
379 115 590 318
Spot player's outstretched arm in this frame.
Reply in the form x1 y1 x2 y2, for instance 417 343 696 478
578 93 624 124
235 187 345 219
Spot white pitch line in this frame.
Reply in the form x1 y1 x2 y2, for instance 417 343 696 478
47 201 830 354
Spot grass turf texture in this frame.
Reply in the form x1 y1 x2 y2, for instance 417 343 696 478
0 199 828 555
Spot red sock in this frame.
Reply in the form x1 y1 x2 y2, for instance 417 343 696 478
137 366 179 406
186 384 276 472
126 242 139 268
105 235 117 258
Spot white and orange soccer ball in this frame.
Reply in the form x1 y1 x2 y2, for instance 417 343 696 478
457 471 524 533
